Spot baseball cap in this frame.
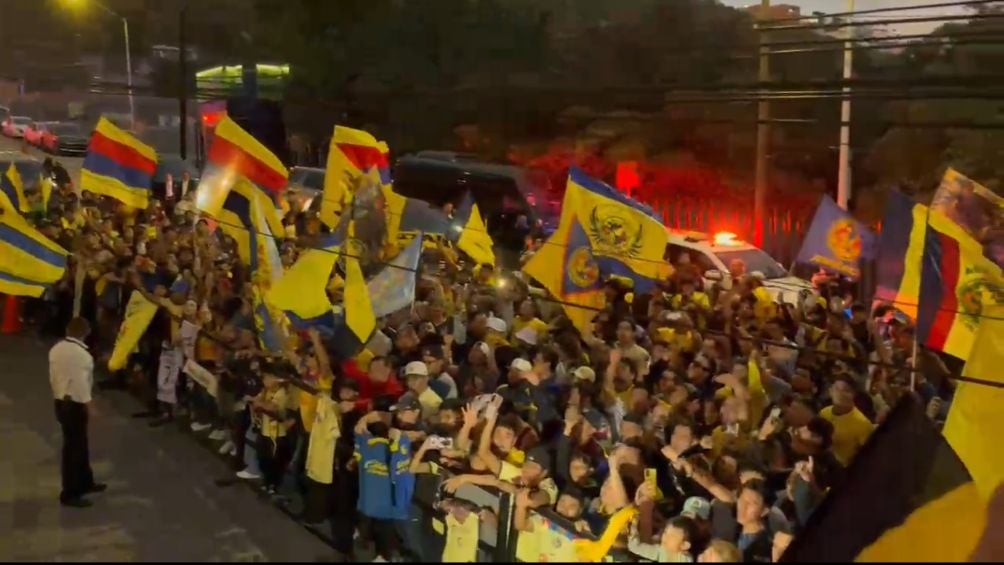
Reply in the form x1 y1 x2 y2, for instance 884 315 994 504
404 361 429 377
513 326 538 345
525 446 552 471
510 358 533 373
681 497 711 521
391 394 422 413
487 316 507 333
572 366 596 383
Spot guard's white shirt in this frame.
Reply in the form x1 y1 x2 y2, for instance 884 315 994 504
49 338 94 403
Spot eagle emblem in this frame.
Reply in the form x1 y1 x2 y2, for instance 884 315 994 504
588 205 644 258
826 218 863 264
957 268 1004 329
567 246 600 289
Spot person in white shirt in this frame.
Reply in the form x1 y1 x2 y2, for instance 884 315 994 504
49 317 106 508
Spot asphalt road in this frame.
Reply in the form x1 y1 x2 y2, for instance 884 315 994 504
0 333 336 562
0 135 84 184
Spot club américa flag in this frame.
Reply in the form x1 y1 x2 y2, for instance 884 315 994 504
217 178 283 284
80 117 158 209
916 209 1003 360
268 227 347 332
874 191 928 320
523 208 605 335
320 125 389 229
781 396 986 562
0 206 68 297
195 116 287 236
0 163 28 213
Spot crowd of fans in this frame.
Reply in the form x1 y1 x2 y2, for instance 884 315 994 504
18 175 955 563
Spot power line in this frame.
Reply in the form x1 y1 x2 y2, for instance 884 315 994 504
761 28 1004 48
765 37 1004 56
757 0 1004 24
759 11 1004 32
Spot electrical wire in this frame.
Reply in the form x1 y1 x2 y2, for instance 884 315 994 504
759 11 1004 33
765 37 1004 56
761 28 1004 47
757 0 1004 24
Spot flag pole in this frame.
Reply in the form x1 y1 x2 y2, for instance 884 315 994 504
910 337 919 391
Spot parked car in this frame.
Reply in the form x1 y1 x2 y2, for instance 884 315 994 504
2 115 33 138
23 121 57 147
41 123 88 155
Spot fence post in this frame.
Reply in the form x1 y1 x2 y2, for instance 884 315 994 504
494 492 516 562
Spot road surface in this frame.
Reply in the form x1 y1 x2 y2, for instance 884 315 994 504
0 333 336 562
0 135 84 184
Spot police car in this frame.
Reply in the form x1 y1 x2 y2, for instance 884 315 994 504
666 229 813 305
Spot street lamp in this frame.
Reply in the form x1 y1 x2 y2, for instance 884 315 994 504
63 0 135 130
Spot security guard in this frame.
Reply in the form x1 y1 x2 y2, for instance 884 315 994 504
49 317 107 507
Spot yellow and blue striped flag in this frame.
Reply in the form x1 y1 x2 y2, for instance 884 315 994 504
268 228 347 331
0 163 28 213
0 207 68 297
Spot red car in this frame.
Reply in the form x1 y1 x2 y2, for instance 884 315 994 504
41 123 88 155
23 121 56 147
2 115 32 138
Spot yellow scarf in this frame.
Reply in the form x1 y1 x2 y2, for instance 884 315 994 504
573 506 638 562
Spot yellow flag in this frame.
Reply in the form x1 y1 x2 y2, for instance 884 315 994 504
268 233 342 328
40 175 53 211
321 126 386 229
344 253 376 347
0 163 28 213
573 506 637 562
944 303 1004 499
109 291 159 371
457 202 495 267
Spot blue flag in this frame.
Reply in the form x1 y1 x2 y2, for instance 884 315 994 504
367 233 422 317
796 195 877 278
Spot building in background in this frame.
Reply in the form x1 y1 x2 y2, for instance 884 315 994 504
745 3 801 20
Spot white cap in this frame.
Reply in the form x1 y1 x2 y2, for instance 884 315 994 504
487 316 507 333
514 326 538 345
572 366 596 382
510 358 533 373
404 361 429 377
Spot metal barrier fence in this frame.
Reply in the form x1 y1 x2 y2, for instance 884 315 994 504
406 466 632 563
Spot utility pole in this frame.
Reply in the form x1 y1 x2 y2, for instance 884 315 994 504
836 0 855 210
178 4 188 160
753 0 770 248
121 17 134 131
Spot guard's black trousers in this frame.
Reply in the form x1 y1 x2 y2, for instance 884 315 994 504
55 399 95 502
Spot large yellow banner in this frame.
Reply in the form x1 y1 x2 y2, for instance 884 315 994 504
108 291 158 371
